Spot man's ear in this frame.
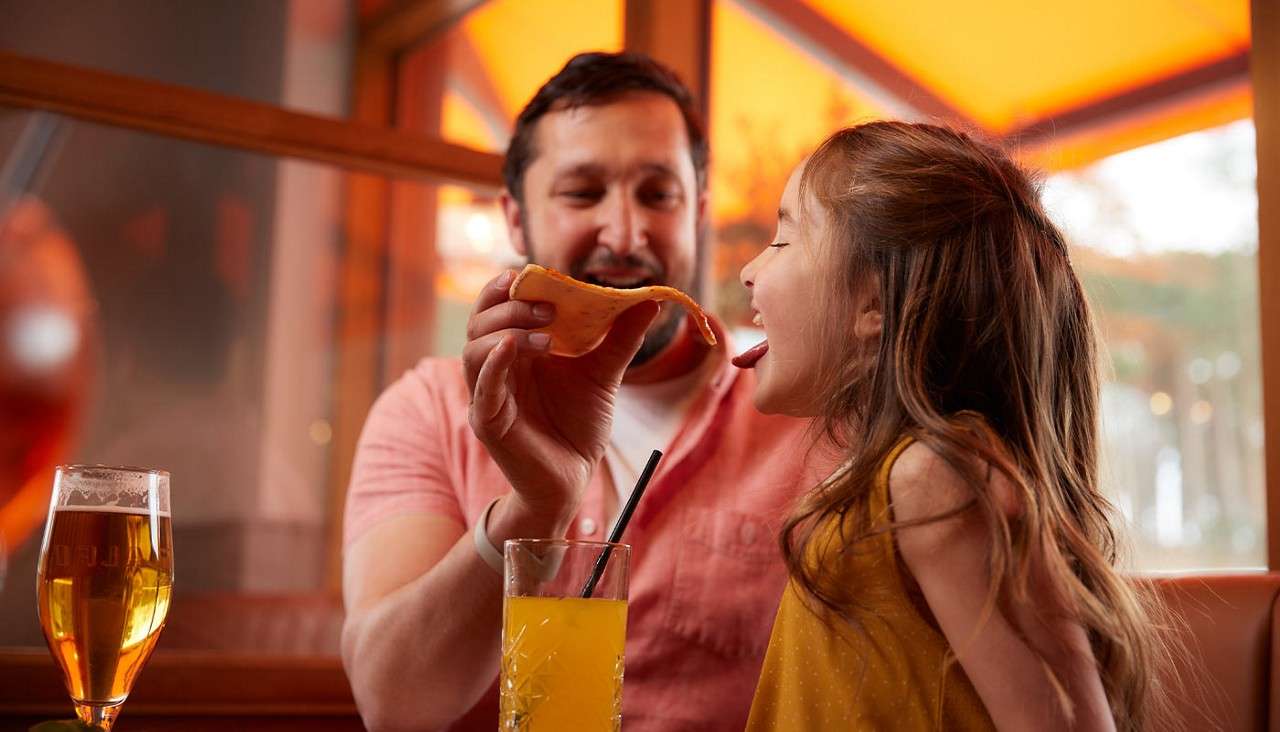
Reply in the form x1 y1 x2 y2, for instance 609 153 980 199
853 295 883 341
499 190 528 257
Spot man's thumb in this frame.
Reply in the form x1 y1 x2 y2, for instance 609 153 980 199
589 300 661 372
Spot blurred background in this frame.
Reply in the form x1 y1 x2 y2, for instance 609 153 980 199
0 0 1269 659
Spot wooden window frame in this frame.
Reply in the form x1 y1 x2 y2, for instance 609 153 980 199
1254 0 1280 570
324 0 495 591
0 50 502 185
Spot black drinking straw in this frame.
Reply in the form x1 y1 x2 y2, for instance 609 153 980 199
580 449 662 599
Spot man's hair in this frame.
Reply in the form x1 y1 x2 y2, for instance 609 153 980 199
502 51 708 203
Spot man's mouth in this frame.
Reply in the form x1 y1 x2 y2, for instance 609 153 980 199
583 272 659 289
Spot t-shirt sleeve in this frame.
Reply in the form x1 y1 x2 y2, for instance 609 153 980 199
342 365 466 546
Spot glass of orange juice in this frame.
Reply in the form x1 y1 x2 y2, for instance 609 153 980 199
500 538 629 731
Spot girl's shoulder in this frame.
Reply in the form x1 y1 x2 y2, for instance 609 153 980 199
888 439 1021 528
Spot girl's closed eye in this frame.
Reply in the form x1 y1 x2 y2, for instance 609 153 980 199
770 242 790 249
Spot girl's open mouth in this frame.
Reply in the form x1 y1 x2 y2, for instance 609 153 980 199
732 340 769 369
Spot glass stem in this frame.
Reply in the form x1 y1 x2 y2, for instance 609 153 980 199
74 701 122 730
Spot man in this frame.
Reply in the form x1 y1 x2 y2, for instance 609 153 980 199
341 52 823 731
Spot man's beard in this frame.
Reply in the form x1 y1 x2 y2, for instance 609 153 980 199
524 228 685 366
630 304 683 366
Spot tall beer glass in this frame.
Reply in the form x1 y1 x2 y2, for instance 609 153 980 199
36 465 173 730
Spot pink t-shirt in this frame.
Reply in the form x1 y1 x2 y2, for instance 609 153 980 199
344 330 830 731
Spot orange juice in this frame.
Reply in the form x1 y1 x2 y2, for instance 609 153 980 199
500 596 627 731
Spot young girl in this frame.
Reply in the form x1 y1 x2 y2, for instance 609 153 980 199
735 122 1177 731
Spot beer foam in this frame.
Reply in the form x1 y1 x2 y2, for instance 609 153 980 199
53 504 171 518
52 465 171 514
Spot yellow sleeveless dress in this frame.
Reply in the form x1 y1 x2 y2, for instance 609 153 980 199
746 437 996 731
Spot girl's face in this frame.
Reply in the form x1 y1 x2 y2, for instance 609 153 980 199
736 162 883 418
735 164 829 416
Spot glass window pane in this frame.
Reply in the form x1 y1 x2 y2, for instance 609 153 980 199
706 0 1263 572
710 0 888 328
399 0 625 153
0 107 367 654
0 0 352 117
432 185 520 357
379 177 508 383
382 0 623 367
1044 119 1264 571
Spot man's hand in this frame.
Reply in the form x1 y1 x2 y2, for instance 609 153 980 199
463 269 659 528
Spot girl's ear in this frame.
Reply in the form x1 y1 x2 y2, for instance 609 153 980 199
853 296 882 341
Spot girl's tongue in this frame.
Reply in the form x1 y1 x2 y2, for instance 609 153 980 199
732 340 769 369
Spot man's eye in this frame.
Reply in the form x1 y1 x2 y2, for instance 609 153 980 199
561 189 602 201
640 187 680 207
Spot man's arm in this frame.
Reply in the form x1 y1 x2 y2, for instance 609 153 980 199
341 271 655 732
341 496 566 732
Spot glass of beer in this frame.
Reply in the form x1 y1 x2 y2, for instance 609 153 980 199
500 538 629 731
36 465 173 730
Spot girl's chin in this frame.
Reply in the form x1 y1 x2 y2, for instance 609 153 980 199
752 392 784 415
752 380 820 418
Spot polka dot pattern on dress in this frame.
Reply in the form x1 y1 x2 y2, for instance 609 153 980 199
744 437 996 731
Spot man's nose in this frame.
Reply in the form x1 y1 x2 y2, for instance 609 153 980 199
596 190 645 254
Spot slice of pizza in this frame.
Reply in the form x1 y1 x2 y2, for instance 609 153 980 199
508 263 716 357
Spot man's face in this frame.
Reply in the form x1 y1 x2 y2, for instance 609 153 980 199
500 92 704 361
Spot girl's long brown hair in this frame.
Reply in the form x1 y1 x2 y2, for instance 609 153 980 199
784 121 1181 731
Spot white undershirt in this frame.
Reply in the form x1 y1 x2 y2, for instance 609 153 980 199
601 352 717 531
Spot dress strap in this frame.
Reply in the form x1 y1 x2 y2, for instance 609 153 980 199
872 436 916 511
866 435 917 561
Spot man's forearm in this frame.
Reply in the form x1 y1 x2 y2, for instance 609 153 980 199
344 532 503 732
342 495 573 732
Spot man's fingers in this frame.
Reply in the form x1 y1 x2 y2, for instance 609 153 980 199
465 299 554 342
586 300 661 373
462 328 552 392
469 269 518 320
470 334 517 433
